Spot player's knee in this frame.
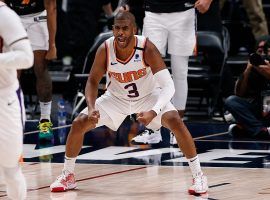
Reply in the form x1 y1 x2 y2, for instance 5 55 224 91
72 114 95 133
72 117 86 133
162 111 182 130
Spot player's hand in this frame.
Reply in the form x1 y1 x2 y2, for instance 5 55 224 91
45 45 57 60
255 60 270 79
136 110 157 126
88 108 100 124
195 0 212 14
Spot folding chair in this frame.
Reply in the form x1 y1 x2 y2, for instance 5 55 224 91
71 31 113 119
188 26 230 117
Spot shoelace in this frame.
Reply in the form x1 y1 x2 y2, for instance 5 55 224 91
57 171 70 182
38 121 53 133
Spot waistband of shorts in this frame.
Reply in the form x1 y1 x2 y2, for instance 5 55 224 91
0 81 19 94
20 10 45 17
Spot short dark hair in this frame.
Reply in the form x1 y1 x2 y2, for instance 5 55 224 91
114 11 136 27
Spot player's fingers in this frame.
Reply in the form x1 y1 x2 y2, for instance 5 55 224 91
136 112 143 118
93 110 100 118
137 117 145 125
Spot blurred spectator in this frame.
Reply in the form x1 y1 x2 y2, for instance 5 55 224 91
220 0 269 40
225 36 270 139
117 0 144 31
5 0 57 139
198 0 235 104
65 0 114 73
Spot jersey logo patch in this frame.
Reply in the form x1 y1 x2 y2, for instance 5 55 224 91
134 54 141 62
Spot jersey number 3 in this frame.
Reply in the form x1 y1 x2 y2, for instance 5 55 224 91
124 83 139 98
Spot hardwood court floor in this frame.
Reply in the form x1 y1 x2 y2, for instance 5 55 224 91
1 163 270 200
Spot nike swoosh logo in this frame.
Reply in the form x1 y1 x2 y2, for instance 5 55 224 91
8 100 16 106
111 62 117 65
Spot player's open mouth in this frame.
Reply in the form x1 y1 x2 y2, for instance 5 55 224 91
117 37 126 44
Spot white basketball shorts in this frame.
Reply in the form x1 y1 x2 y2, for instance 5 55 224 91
20 10 49 51
0 82 25 168
143 9 196 56
80 90 176 131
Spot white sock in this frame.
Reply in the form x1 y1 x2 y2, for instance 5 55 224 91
39 101 52 121
64 155 76 173
187 155 203 178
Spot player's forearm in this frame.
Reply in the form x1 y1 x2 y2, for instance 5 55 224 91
44 0 57 48
85 79 99 110
0 39 33 69
151 69 175 115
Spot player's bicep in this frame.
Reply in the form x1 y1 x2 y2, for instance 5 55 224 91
144 39 166 74
88 43 107 83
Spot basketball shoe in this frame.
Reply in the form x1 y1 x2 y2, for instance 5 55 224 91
131 129 162 144
50 170 77 192
188 173 208 195
38 119 53 140
170 132 177 145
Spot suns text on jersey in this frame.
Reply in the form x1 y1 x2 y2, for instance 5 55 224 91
108 68 147 83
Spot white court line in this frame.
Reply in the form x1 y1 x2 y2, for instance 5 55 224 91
196 139 270 144
24 124 72 135
194 132 228 140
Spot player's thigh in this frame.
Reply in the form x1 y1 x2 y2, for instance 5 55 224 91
142 12 168 55
148 102 177 131
167 9 196 56
80 95 127 131
80 105 118 131
136 90 176 130
21 11 49 51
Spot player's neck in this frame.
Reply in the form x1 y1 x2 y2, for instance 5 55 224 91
115 36 136 61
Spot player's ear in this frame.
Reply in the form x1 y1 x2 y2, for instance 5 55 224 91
133 26 137 35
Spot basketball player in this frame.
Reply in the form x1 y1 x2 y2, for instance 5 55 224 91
119 0 213 145
0 1 34 199
4 0 57 140
50 11 208 195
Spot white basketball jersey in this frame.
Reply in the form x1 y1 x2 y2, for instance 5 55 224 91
105 35 158 101
0 2 28 90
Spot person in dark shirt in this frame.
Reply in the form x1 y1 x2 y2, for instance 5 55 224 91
225 36 270 139
5 0 57 140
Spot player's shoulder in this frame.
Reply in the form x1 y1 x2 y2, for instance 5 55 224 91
0 1 19 19
144 37 158 54
0 1 5 7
